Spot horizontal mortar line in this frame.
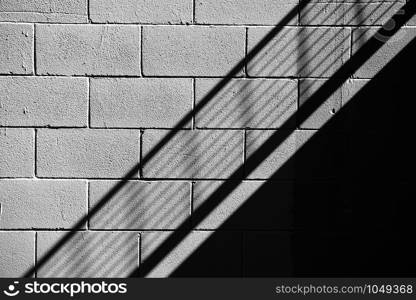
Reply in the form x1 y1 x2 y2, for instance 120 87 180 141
0 74 245 79
0 74 380 80
0 127 352 132
0 125 357 132
0 177 390 183
88 127 296 130
0 177 290 182
6 177 342 182
0 126 88 129
0 228 88 231
1 20 415 28
0 126 188 130
7 177 281 181
0 11 86 16
0 127 321 131
86 178 302 183
25 229 299 233
89 127 193 130
0 73 36 77
0 228 392 233
0 177 39 179
83 229 302 232
193 127 319 131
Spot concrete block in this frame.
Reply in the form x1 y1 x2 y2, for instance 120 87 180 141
142 130 243 179
0 0 87 23
0 180 86 229
195 79 297 129
90 0 192 24
90 78 192 128
0 129 33 177
89 180 190 229
142 26 245 76
36 25 141 76
0 77 87 127
37 129 139 178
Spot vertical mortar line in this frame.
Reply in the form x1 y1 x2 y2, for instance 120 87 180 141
87 0 91 23
193 0 196 24
87 77 91 128
33 24 37 76
33 129 37 178
140 26 144 77
34 231 37 278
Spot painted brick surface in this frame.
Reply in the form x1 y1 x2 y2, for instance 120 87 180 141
0 0 87 23
248 27 351 77
89 181 190 229
0 0 409 278
142 26 245 76
300 2 404 25
90 78 192 128
299 79 342 129
246 130 298 179
0 180 86 229
90 0 192 24
193 181 294 230
0 23 33 74
36 25 141 76
37 231 139 277
0 77 88 127
142 130 244 179
352 27 416 78
195 0 298 25
195 79 297 129
246 130 344 180
0 232 34 277
37 129 139 178
0 129 33 177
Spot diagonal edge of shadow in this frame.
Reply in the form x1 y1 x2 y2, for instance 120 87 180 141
23 0 308 278
132 0 416 277
25 0 414 278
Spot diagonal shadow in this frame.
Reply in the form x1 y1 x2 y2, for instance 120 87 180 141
38 0 380 277
25 0 414 277
23 0 310 277
169 32 416 277
132 1 416 277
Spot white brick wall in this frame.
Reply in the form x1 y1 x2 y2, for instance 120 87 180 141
0 0 412 278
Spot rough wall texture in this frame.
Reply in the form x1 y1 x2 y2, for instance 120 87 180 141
0 0 414 277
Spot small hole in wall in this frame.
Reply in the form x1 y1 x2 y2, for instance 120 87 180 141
330 108 337 115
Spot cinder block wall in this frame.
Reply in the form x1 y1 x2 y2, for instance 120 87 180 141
0 0 412 277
